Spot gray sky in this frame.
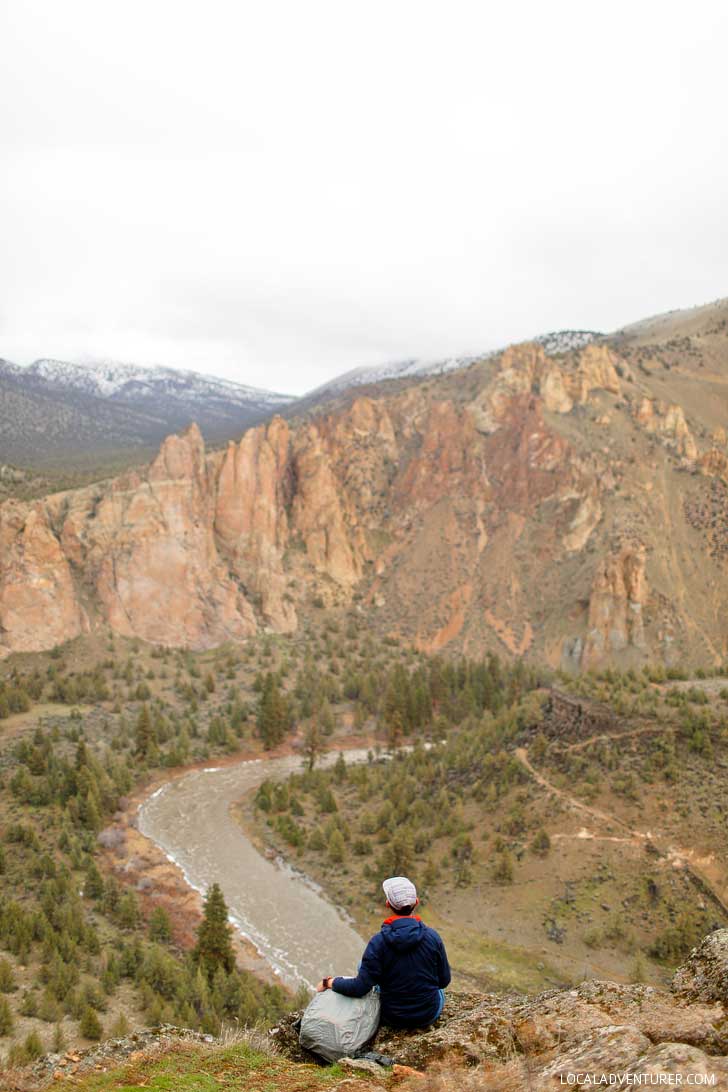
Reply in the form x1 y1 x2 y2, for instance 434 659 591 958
2 1 727 396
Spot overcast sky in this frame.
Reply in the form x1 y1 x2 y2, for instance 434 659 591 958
1 1 727 396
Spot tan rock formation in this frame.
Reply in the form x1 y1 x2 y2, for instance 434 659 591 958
468 343 543 434
561 488 602 552
290 424 362 586
699 447 728 482
89 425 258 648
571 342 622 402
540 363 573 413
581 541 648 667
0 323 725 666
214 417 296 632
470 341 624 433
0 501 88 657
633 397 697 459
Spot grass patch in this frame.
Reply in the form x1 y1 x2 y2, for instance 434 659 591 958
439 922 559 993
46 1039 363 1092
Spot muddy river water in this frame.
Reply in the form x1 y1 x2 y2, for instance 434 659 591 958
137 750 371 990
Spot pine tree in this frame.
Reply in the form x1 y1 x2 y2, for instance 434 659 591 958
256 673 293 749
84 860 104 899
302 720 322 771
531 828 551 856
327 829 345 864
79 1006 103 1040
117 891 141 929
0 958 16 993
135 704 155 758
333 752 347 783
149 906 173 944
110 1012 130 1037
319 700 335 736
492 849 514 884
0 996 13 1035
193 884 235 980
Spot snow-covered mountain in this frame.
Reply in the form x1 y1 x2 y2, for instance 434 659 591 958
0 356 296 466
14 358 294 411
304 353 498 401
304 331 602 401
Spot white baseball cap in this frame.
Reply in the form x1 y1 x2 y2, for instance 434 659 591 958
382 875 418 910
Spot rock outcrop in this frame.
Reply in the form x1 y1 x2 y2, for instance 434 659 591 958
581 541 648 669
0 501 89 658
271 930 728 1090
699 447 728 482
469 342 624 435
672 929 728 1005
0 332 724 666
633 397 698 460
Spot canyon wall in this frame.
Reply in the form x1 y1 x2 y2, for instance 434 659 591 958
1 341 725 668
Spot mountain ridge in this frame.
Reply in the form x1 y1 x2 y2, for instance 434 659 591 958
1 294 727 668
0 356 295 466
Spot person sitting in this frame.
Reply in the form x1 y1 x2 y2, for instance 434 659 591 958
315 875 451 1028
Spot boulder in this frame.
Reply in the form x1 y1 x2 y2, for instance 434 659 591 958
672 928 728 1004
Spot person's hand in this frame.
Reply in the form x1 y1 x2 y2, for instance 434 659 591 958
315 977 333 992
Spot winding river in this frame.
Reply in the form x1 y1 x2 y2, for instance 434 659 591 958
137 750 370 990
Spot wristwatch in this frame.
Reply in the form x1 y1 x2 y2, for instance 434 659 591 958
324 976 334 989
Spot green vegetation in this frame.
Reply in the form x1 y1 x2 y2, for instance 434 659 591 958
193 885 236 980
2 617 728 1063
40 1035 357 1091
1 621 501 1059
251 657 548 921
249 659 728 988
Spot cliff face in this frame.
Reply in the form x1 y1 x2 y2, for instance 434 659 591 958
1 328 728 667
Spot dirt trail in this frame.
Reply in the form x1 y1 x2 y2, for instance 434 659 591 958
515 747 634 834
514 746 728 920
562 723 661 753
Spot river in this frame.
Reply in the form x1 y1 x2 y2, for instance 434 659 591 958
137 750 371 990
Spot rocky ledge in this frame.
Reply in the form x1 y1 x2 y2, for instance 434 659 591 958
270 929 728 1088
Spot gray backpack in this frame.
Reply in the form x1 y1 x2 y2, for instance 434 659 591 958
299 988 381 1062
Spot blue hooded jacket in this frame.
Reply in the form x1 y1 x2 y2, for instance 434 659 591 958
332 915 451 1028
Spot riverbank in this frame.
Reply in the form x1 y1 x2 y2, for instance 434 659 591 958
114 735 379 992
99 745 285 985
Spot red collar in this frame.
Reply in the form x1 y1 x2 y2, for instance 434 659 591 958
383 914 422 925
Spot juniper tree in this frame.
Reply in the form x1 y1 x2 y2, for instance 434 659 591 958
148 906 173 944
303 719 323 771
0 996 13 1035
0 957 16 993
193 884 235 981
84 860 104 900
257 674 290 749
135 704 155 758
80 1005 103 1040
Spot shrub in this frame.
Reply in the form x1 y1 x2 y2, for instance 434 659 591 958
79 1005 103 1040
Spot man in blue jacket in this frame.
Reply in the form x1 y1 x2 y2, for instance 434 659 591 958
315 875 451 1028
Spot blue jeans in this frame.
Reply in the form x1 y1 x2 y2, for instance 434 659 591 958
432 988 446 1021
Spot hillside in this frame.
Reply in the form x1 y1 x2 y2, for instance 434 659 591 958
1 297 728 668
1 599 727 1083
241 666 728 993
0 358 294 467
